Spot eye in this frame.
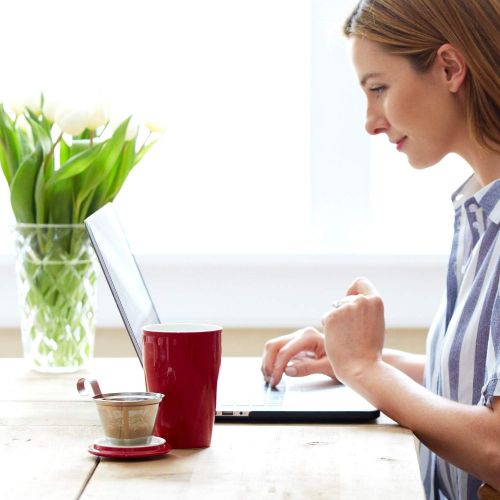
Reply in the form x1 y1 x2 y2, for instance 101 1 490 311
369 85 386 96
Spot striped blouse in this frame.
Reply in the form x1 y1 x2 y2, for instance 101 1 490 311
419 175 500 500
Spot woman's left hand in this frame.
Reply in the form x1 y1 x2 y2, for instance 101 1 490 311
322 277 385 383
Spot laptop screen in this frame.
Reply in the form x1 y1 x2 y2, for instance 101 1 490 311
84 203 159 365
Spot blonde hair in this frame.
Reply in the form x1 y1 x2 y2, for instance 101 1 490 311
344 0 500 154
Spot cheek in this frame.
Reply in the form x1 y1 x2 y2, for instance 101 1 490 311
387 85 448 138
384 87 422 129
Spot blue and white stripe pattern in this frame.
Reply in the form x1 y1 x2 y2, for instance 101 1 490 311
420 175 500 500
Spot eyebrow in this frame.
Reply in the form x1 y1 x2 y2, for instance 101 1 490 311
360 72 383 87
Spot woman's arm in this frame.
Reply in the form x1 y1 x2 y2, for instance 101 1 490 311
346 361 500 491
323 277 500 491
382 349 426 384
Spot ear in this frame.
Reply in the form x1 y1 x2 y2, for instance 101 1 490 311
435 43 467 93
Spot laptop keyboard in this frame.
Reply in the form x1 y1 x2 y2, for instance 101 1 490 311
218 379 286 408
257 383 286 407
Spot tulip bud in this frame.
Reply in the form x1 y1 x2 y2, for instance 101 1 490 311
24 93 43 115
5 89 42 116
137 106 166 134
143 118 166 134
8 99 25 116
42 94 60 122
86 102 109 130
55 107 89 136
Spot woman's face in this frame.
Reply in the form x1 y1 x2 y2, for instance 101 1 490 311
351 37 465 168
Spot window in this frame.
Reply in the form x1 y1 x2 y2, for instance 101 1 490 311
0 0 470 328
0 0 471 256
0 0 311 255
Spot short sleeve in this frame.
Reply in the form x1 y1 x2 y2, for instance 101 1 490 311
481 291 500 408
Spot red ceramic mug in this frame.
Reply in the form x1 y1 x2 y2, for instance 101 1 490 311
142 323 222 449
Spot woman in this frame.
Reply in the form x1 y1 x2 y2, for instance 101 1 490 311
261 1 500 498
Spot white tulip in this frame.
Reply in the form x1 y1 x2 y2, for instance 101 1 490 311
143 118 166 134
7 99 25 116
136 105 167 134
86 102 109 130
42 93 61 122
55 107 89 136
24 93 43 115
4 89 42 116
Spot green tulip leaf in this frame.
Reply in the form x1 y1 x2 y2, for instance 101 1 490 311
83 124 137 216
49 178 74 223
133 139 157 167
0 139 11 185
25 108 39 121
10 146 43 222
26 116 52 157
70 139 94 156
1 103 158 225
105 137 137 202
17 127 33 159
34 163 46 224
59 139 71 166
74 118 130 215
0 105 21 182
49 143 103 185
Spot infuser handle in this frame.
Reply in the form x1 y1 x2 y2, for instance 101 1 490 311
77 377 103 398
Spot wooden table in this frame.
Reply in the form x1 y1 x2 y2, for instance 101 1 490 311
0 357 425 499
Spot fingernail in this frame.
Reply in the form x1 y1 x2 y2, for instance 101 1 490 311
285 365 298 376
269 376 275 387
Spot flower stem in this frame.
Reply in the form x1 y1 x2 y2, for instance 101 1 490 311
36 132 63 252
43 132 63 175
139 131 152 152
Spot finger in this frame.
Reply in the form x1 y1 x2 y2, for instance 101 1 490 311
270 330 324 386
284 356 335 379
291 351 317 361
331 295 357 309
261 332 297 381
322 300 353 328
345 276 379 297
322 292 360 327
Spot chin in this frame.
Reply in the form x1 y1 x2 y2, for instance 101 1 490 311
407 152 445 169
408 160 434 170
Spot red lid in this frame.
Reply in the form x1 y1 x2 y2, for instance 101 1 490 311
88 436 172 459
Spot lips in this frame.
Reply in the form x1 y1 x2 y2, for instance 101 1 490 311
395 136 407 151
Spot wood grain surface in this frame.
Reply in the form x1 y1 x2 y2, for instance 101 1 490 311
0 358 425 499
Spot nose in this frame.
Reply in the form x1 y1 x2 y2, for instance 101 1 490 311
365 103 389 136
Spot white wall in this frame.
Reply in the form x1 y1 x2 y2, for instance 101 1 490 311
0 253 446 330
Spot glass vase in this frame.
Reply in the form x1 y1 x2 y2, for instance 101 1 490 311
12 224 99 373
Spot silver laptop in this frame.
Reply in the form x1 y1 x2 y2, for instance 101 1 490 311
84 203 379 422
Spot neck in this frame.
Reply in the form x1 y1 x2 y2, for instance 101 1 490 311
455 141 500 187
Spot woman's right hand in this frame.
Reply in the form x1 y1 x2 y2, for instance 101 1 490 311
261 327 338 387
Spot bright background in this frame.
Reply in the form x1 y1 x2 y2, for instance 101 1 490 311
0 0 472 329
